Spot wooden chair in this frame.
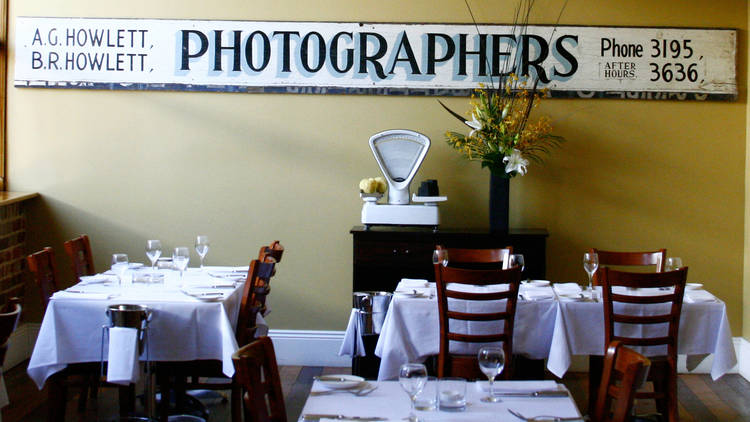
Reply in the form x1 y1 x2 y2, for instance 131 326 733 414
595 267 687 422
591 248 666 286
434 263 521 380
593 341 651 422
160 259 277 422
232 336 287 422
63 234 96 283
435 244 512 269
258 240 284 263
26 247 60 312
26 247 119 419
255 241 283 316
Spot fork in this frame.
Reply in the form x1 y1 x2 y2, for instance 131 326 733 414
508 408 589 421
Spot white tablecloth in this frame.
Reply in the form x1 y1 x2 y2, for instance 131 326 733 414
300 380 582 421
546 287 737 380
27 266 247 389
370 281 558 380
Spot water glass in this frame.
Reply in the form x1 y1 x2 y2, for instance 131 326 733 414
414 376 437 411
477 345 505 403
146 240 162 271
665 257 683 272
195 235 210 269
172 247 190 279
399 363 428 422
432 249 449 267
583 252 599 291
111 253 129 285
438 377 466 412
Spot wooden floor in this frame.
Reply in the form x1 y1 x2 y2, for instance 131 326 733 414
3 361 750 421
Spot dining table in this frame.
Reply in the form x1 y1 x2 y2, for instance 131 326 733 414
300 379 584 421
365 279 737 381
27 265 250 389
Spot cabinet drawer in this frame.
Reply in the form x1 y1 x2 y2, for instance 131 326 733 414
354 240 433 265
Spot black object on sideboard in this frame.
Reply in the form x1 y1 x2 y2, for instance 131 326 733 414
351 226 549 293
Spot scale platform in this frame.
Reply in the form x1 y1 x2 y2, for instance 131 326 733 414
361 194 446 230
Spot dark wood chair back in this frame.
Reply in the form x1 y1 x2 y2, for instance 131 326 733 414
435 245 512 269
591 248 666 285
600 267 687 422
0 298 21 365
232 336 287 422
64 234 96 282
593 340 651 422
258 241 284 263
27 247 60 311
434 263 521 380
236 259 276 346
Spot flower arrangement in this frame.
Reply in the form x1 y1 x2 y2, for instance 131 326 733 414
440 76 564 178
440 0 566 178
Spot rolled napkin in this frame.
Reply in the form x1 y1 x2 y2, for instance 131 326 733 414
79 274 117 285
399 278 429 288
107 327 140 385
475 380 558 393
52 291 115 300
685 290 716 303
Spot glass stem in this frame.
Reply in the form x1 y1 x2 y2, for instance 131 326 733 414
587 273 592 291
488 376 495 398
410 396 417 421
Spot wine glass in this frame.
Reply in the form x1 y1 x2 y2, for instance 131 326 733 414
432 249 449 267
172 247 190 279
111 253 129 285
665 257 683 272
146 240 162 271
399 363 428 422
195 235 210 270
509 254 525 281
477 345 505 403
583 252 599 292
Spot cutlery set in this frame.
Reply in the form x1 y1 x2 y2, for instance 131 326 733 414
508 408 589 421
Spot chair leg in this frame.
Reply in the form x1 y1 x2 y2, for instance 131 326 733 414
48 373 68 422
588 355 603 417
231 381 242 422
118 385 136 416
77 378 90 412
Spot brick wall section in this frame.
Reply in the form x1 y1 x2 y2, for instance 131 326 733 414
0 202 26 305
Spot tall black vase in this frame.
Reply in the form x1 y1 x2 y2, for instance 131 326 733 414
489 171 510 233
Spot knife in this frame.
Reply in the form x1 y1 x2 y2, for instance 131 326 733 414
495 390 570 397
301 414 387 421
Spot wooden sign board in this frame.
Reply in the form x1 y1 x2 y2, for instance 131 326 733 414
14 17 737 101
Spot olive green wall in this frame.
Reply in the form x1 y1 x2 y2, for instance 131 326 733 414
8 0 747 337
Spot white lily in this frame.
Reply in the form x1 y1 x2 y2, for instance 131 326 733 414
465 112 482 137
503 149 529 176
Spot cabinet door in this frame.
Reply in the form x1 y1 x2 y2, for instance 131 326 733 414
353 239 434 292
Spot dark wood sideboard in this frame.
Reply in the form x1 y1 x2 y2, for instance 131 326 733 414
351 226 549 293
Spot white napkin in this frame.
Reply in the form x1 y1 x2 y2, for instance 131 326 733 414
475 380 558 393
685 290 716 303
79 274 116 285
394 287 431 297
554 283 582 293
399 278 429 288
205 278 238 287
52 291 115 300
107 327 140 385
520 287 554 301
338 309 366 357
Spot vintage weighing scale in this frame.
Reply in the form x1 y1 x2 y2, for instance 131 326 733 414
361 129 447 229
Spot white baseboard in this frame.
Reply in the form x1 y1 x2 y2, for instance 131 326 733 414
739 337 750 382
268 329 350 367
3 322 40 370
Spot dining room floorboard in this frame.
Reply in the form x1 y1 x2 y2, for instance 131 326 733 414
3 361 750 421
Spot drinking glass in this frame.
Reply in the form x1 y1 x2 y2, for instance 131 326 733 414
509 254 525 281
195 235 210 269
399 363 428 422
172 247 190 279
111 253 129 285
583 252 599 292
432 249 449 267
665 257 683 272
146 240 162 271
477 345 505 403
